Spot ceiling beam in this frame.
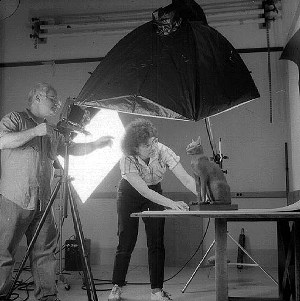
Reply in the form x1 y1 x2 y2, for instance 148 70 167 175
0 47 284 68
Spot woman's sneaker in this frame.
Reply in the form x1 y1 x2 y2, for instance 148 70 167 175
151 289 172 300
108 284 122 300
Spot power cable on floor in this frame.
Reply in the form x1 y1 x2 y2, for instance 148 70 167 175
124 218 211 286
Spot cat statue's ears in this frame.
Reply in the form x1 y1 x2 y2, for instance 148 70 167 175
196 136 201 144
191 136 202 144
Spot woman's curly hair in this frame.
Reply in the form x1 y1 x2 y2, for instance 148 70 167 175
121 118 158 156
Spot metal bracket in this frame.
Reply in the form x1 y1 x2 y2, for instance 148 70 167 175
30 18 47 49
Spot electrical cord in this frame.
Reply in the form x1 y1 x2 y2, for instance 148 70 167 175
80 219 211 290
266 24 273 123
164 218 210 282
7 233 75 299
8 265 34 301
123 218 211 286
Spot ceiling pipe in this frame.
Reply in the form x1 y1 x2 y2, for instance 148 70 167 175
30 0 281 46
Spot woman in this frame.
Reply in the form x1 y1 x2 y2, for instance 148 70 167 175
108 118 197 301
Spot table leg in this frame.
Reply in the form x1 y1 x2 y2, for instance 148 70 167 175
277 220 293 300
294 221 300 301
215 218 228 301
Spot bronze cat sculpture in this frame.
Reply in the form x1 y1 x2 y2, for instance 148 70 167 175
186 137 231 205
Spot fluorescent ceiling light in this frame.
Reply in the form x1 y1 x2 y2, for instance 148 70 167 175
58 109 125 203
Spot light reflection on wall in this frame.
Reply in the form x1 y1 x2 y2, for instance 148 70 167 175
59 109 125 203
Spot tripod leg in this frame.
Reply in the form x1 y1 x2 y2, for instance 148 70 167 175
182 239 215 293
67 183 98 301
5 180 62 300
56 187 71 290
227 232 278 285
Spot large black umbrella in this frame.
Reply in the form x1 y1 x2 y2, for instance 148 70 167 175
280 27 300 87
76 0 260 121
280 28 300 66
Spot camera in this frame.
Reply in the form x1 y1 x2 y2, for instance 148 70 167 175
57 98 91 135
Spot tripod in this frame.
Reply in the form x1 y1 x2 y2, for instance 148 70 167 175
5 131 98 301
181 231 278 293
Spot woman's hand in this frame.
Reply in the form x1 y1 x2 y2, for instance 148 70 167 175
124 173 189 211
168 200 189 211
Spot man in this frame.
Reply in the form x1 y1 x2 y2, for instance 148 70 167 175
0 82 113 301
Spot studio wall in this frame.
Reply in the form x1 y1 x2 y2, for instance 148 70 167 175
0 0 294 268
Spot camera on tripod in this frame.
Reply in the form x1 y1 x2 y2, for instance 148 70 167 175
56 97 91 136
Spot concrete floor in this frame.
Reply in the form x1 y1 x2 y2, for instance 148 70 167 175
12 264 280 301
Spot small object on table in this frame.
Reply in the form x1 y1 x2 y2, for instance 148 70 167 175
189 202 238 211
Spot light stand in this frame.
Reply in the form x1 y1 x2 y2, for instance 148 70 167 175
5 129 98 301
181 232 278 293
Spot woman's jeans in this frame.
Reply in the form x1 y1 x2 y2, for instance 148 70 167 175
112 179 165 289
0 195 58 301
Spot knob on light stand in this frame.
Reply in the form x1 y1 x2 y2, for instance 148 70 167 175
211 138 229 174
204 118 229 174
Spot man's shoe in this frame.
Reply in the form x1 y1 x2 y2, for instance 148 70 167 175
108 284 122 300
151 289 172 301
